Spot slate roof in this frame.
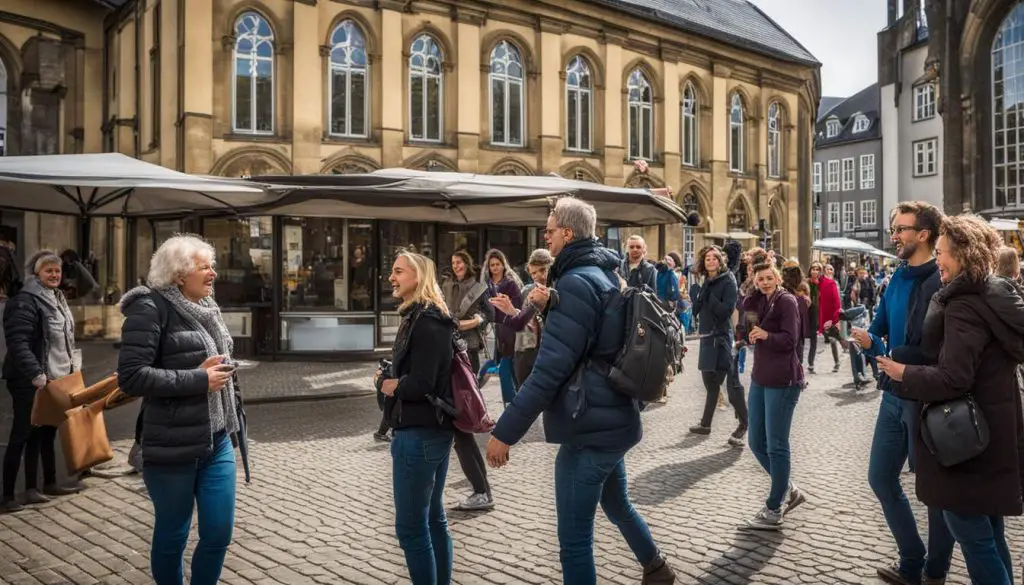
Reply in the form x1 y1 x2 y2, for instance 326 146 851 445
814 83 881 147
593 0 819 65
817 97 846 121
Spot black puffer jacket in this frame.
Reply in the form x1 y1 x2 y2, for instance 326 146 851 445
2 288 54 391
382 302 456 431
117 287 217 466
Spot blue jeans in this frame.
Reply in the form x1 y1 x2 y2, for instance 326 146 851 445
746 382 800 510
142 433 236 585
554 445 659 585
391 427 455 585
868 392 954 579
498 357 516 404
943 512 1013 585
737 347 747 373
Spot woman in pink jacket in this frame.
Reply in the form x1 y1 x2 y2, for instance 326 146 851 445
813 263 842 373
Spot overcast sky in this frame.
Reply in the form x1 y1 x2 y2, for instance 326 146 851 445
749 0 888 98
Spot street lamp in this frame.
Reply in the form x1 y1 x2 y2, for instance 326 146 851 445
682 187 701 227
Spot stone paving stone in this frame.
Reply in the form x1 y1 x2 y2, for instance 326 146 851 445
0 341 1021 583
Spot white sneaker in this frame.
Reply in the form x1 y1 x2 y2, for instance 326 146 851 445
456 492 494 511
746 506 783 530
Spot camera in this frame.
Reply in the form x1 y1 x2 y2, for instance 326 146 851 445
376 359 393 393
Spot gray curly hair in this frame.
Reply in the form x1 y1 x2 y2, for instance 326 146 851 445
146 234 216 289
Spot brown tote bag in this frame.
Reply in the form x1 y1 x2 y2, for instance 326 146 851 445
58 388 135 475
32 373 119 428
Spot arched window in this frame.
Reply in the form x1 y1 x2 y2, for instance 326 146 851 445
409 34 443 142
729 93 745 172
232 12 274 134
489 40 524 147
767 102 782 178
565 56 592 152
682 82 698 166
993 2 1024 208
329 20 369 138
628 69 653 160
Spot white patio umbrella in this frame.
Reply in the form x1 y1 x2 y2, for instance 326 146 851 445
0 153 279 217
812 237 888 255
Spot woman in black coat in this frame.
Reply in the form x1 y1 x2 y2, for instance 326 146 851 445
1 250 81 513
880 215 1024 585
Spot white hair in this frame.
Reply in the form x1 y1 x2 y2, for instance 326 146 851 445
627 235 646 245
146 234 216 289
552 197 597 240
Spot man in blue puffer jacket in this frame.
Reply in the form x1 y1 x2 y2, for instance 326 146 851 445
485 197 676 585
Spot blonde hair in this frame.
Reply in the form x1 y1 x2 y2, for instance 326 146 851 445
396 252 450 316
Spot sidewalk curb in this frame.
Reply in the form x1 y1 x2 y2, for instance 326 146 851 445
245 388 375 406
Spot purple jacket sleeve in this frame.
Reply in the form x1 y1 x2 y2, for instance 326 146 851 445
763 293 800 353
493 302 538 332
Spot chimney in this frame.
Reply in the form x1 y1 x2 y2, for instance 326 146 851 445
887 0 899 26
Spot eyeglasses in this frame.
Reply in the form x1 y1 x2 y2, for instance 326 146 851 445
889 225 922 236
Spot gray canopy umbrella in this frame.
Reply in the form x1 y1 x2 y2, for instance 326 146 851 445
0 153 279 217
248 168 689 226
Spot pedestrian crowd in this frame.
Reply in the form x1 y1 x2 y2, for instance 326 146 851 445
1 198 1023 585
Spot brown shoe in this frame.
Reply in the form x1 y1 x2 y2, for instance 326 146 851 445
642 558 676 585
877 562 915 585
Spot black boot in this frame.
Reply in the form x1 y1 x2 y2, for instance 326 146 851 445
642 557 676 585
42 484 79 497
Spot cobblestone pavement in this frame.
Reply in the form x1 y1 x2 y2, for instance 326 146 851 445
0 343 1021 584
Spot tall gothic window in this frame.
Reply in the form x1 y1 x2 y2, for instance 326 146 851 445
628 69 653 160
767 102 782 178
409 34 442 142
729 93 745 172
232 12 274 134
565 56 592 152
329 20 368 138
993 2 1024 208
489 40 524 147
682 83 698 166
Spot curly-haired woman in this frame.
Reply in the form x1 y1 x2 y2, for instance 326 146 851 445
878 215 1024 585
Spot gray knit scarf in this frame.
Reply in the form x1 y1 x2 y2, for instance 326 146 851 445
156 286 239 436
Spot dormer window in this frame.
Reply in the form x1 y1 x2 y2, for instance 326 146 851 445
826 118 841 138
852 114 870 133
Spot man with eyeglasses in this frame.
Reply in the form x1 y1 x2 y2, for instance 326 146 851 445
849 201 955 585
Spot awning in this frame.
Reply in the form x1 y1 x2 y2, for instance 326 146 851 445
249 169 689 226
990 218 1020 231
0 153 280 216
813 237 892 257
704 231 759 240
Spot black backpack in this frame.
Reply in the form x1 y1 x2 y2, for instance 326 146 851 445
596 282 683 402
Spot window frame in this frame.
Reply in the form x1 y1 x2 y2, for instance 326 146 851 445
859 154 876 189
913 83 936 121
682 82 699 166
328 20 370 139
488 39 526 148
913 138 938 177
825 118 841 138
860 200 877 227
627 69 654 161
728 93 744 173
842 201 856 232
231 11 275 135
826 160 840 192
408 34 443 143
813 161 822 193
841 157 855 191
767 102 782 178
992 5 1024 209
852 115 870 133
827 202 840 233
565 55 593 153
814 208 823 241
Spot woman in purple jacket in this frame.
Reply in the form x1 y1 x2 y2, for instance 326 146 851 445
742 261 807 530
482 249 523 406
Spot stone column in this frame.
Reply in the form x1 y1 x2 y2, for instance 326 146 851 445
602 31 625 185
291 2 321 174
181 0 213 173
379 2 404 168
116 21 136 156
709 63 731 232
661 49 683 255
538 20 563 174
455 8 484 172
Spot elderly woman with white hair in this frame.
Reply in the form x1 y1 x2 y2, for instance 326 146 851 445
118 234 245 585
1 250 82 513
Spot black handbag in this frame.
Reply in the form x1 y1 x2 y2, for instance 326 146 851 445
919 394 990 467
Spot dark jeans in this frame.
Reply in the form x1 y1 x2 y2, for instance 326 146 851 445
554 445 660 585
747 382 800 510
943 512 1013 585
392 427 454 585
850 348 879 379
804 335 816 366
452 429 489 496
868 392 954 579
2 388 57 498
699 366 748 428
142 433 236 585
513 347 539 388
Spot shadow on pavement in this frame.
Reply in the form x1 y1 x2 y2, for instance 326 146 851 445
631 448 742 507
666 433 710 451
244 393 384 443
694 531 786 584
826 388 880 407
